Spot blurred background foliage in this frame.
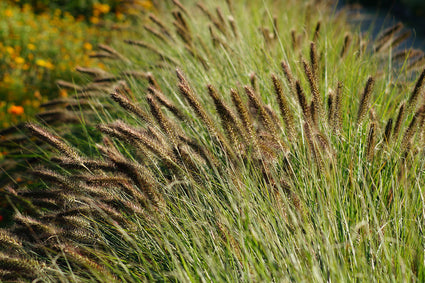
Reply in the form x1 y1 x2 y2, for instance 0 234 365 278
0 0 153 129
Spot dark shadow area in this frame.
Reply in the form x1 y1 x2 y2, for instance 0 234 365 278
341 0 425 50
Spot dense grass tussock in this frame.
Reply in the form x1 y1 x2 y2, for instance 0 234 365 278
1 0 425 281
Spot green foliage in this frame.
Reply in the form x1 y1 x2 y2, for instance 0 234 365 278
10 0 119 17
0 1 140 128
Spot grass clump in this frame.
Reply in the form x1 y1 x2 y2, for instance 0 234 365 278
1 0 425 281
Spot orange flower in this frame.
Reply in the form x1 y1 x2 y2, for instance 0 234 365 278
59 89 68 98
8 105 24 115
5 9 13 18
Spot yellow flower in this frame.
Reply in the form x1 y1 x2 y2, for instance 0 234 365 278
36 59 54 69
27 43 36 50
36 59 47 67
6 46 14 55
34 90 42 100
8 105 24 115
93 3 110 14
59 89 68 98
5 9 13 17
45 61 54 70
115 12 124 21
90 16 100 24
14 57 25 64
83 42 93 50
139 0 153 9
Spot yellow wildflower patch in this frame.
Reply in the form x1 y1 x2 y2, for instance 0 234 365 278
27 43 36 50
35 59 54 69
90 16 100 24
139 0 153 9
4 8 12 17
14 57 25 64
83 42 93 50
6 46 14 54
93 3 110 14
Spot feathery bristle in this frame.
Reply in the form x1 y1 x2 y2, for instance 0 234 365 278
171 0 189 16
393 102 406 140
25 123 81 161
327 91 334 124
97 44 128 62
401 106 425 148
148 86 187 121
312 21 321 42
230 88 258 152
75 66 110 78
250 72 259 93
303 122 323 172
14 214 59 238
407 53 425 72
56 80 83 91
357 76 375 125
244 86 277 135
146 94 178 146
124 39 178 65
144 25 170 44
110 88 153 124
310 100 318 127
215 7 228 36
101 121 176 168
310 42 319 85
271 74 295 138
333 81 343 133
291 29 298 50
148 13 173 39
0 231 22 250
407 68 425 112
392 49 423 63
295 81 311 123
95 139 163 207
340 33 352 58
0 252 39 278
228 16 238 39
374 22 403 52
177 75 214 133
280 61 296 95
387 30 411 51
383 118 393 144
176 70 236 161
366 123 376 161
302 59 322 123
207 84 247 147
